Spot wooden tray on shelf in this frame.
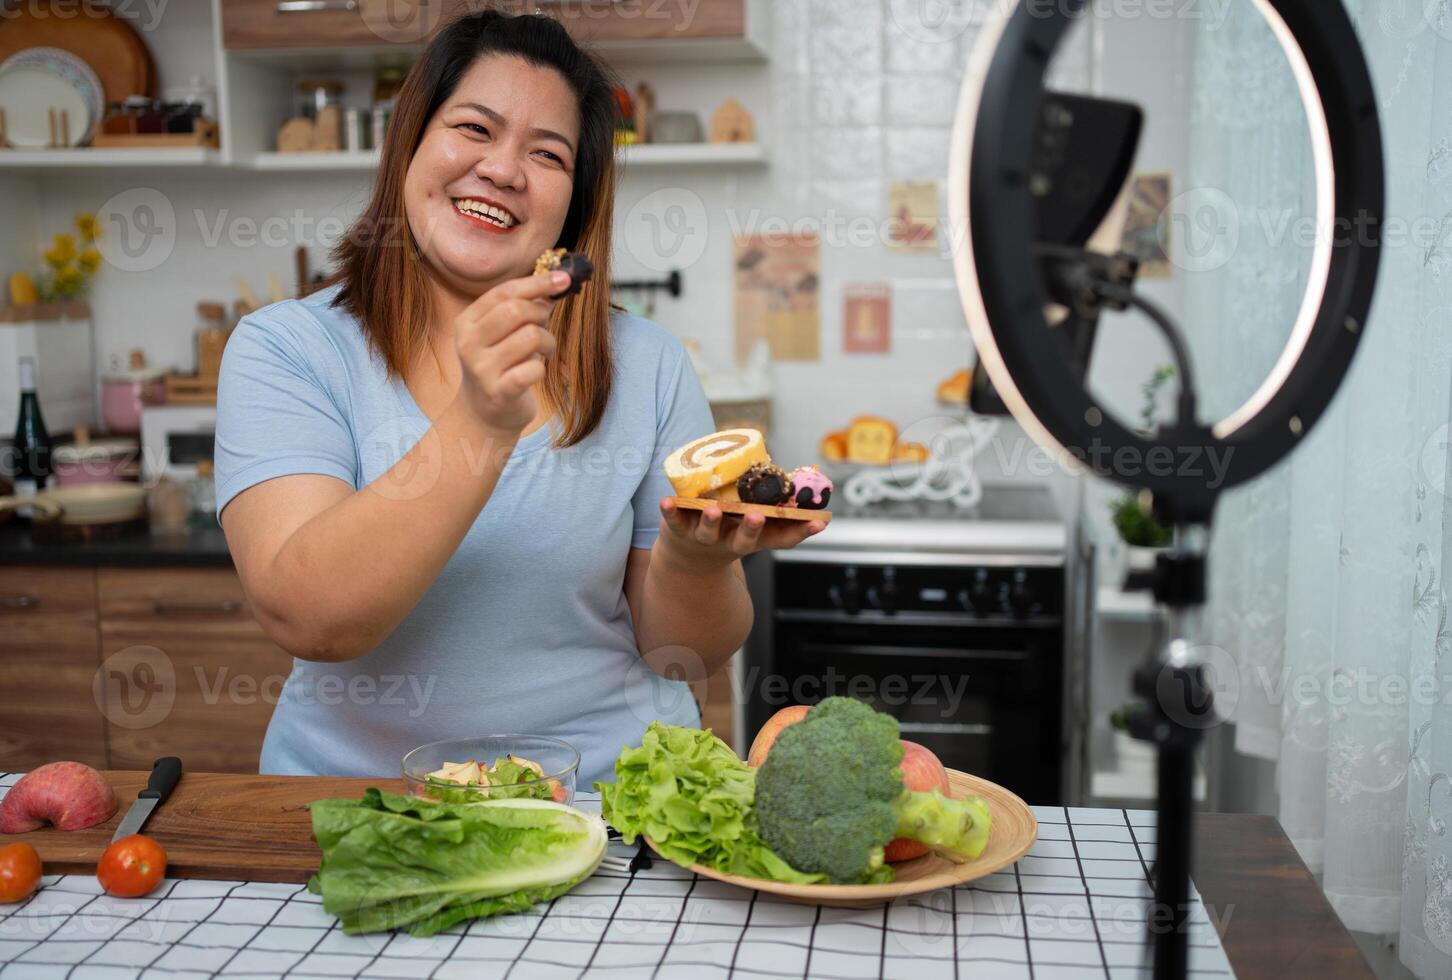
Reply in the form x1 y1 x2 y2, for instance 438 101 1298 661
92 121 219 150
669 496 831 523
163 373 218 405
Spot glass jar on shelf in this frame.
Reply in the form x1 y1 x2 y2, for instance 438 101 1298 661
295 79 343 120
189 459 217 527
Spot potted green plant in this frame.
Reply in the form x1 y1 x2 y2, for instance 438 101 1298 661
1107 702 1155 778
1110 365 1174 579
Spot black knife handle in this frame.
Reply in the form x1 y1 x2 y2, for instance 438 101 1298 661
140 757 182 801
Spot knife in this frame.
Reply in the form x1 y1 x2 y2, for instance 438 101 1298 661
112 757 183 842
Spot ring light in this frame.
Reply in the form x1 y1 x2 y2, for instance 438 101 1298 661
946 3 1385 977
949 0 1382 524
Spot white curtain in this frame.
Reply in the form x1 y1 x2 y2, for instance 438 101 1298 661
1184 2 1452 975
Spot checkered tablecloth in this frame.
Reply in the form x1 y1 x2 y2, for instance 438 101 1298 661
0 775 1235 979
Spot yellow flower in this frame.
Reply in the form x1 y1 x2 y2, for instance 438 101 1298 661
42 246 67 270
51 234 76 262
75 214 97 243
52 264 83 298
78 248 101 273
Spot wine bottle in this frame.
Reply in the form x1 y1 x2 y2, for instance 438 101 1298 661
13 356 52 513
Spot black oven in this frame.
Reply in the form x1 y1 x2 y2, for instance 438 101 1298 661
744 552 1067 804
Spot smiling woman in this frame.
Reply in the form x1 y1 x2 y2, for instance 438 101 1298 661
212 10 825 785
330 14 619 447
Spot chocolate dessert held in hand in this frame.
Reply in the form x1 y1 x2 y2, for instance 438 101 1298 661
534 248 595 297
662 428 833 522
789 466 833 510
737 463 795 506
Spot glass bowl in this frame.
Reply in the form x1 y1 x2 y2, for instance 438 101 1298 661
401 734 579 805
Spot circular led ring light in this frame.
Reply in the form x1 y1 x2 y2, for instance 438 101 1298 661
948 0 1383 519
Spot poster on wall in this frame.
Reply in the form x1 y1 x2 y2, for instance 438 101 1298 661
734 233 820 363
844 283 891 354
887 181 939 251
1121 172 1173 278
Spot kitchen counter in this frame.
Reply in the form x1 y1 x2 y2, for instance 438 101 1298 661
0 770 1371 979
0 521 232 567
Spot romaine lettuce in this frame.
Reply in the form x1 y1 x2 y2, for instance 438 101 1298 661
307 789 605 935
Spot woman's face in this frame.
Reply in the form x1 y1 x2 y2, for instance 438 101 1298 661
405 54 581 297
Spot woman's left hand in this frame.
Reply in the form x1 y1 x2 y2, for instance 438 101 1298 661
655 497 826 573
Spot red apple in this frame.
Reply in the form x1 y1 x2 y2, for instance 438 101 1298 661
746 705 811 767
884 741 952 863
0 762 118 834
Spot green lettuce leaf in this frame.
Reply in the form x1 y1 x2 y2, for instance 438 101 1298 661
307 789 605 936
595 722 825 885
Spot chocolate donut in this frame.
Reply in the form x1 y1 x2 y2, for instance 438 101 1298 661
736 463 795 506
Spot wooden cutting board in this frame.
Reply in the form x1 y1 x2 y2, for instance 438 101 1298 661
4 772 398 883
0 2 156 104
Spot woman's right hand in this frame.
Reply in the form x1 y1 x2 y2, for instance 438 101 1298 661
452 270 568 435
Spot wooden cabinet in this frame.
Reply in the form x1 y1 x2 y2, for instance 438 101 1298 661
97 569 293 774
0 565 292 774
511 0 748 44
221 0 439 50
0 569 107 770
221 0 758 51
1 560 737 771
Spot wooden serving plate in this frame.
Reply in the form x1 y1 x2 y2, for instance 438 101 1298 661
648 769 1035 908
669 496 832 524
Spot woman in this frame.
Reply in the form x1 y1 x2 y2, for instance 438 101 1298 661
215 10 823 784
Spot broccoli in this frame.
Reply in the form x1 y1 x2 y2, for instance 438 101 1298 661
754 697 992 884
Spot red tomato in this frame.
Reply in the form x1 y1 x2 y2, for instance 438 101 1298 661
0 843 42 903
97 835 166 898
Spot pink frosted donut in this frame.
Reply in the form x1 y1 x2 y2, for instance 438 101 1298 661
789 466 833 510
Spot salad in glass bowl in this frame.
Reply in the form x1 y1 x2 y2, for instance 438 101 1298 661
402 735 578 804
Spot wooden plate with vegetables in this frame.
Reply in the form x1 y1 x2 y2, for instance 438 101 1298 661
646 769 1036 908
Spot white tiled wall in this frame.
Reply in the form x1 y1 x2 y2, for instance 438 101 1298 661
0 0 1148 521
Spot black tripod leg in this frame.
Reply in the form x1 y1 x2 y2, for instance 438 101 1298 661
1153 737 1194 978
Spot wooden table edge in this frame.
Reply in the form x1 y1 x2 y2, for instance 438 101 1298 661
1193 812 1375 979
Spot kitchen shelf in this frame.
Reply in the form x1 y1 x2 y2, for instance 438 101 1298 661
225 35 766 69
0 142 769 176
0 148 222 172
247 150 379 171
245 142 768 172
621 142 767 167
590 36 767 63
1097 586 1165 622
1090 732 1207 802
1090 765 1207 803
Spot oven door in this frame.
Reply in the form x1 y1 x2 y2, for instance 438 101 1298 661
764 614 1064 803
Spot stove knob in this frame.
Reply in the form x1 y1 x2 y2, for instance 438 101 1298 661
1009 570 1035 618
968 571 995 616
829 569 861 615
871 569 899 615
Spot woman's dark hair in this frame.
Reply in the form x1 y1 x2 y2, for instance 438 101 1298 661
327 9 620 448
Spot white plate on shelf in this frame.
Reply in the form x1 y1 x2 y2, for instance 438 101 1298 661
0 47 104 148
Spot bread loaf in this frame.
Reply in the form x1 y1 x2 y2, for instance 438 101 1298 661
846 416 898 465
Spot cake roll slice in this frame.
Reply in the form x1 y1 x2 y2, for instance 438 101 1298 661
664 428 769 498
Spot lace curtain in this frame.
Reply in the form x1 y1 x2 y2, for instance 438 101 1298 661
1184 2 1451 974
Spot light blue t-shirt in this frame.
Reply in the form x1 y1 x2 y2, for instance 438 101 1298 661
215 283 712 786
